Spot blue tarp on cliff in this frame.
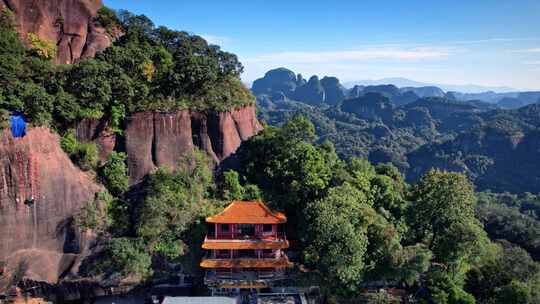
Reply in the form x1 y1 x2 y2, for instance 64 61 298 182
10 113 26 138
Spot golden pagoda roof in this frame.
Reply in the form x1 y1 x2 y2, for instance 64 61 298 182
206 201 286 224
202 239 289 250
200 257 293 269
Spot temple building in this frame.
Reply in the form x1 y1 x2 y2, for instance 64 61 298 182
200 200 293 291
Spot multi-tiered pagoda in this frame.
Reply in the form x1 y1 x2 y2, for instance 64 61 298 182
200 200 292 290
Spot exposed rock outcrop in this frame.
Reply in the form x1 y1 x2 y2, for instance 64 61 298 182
75 119 116 162
1 0 114 64
127 106 262 184
294 75 325 105
78 106 262 184
320 76 347 105
251 68 299 97
341 92 394 122
400 86 445 98
0 128 102 284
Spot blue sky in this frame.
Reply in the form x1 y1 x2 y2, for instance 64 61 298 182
104 0 540 90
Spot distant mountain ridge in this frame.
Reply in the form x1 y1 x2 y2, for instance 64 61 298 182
344 77 520 93
252 68 540 109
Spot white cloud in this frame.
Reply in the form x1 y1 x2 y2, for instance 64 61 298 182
200 34 232 46
512 48 540 53
243 47 451 65
347 38 540 50
448 38 540 45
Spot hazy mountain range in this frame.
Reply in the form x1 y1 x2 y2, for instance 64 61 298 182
343 77 519 93
251 68 540 109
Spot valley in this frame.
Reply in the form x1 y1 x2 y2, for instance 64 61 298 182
253 67 540 193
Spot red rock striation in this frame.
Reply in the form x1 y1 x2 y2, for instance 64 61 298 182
126 106 262 184
0 128 101 283
0 0 114 64
75 106 262 184
75 118 116 162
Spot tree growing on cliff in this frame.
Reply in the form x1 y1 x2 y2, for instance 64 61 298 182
60 131 99 171
135 151 215 260
91 237 153 280
26 33 57 60
100 152 129 197
0 7 254 133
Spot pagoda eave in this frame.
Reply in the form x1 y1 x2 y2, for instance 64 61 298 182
200 257 293 269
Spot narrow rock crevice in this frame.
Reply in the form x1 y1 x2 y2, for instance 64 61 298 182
79 17 93 61
1 0 15 12
67 36 73 64
151 113 158 168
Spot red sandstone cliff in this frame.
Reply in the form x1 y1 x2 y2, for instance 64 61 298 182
0 110 261 286
0 0 114 64
0 128 102 283
76 106 263 184
0 0 263 288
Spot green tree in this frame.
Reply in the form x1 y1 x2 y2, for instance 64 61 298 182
240 116 333 210
100 152 129 196
26 33 56 60
425 268 477 304
93 237 152 279
136 151 214 260
60 130 78 154
242 184 262 201
465 244 540 304
409 170 486 266
60 131 99 171
76 192 112 234
392 244 433 286
303 183 371 293
221 170 245 200
0 9 25 98
494 281 531 304
64 59 113 119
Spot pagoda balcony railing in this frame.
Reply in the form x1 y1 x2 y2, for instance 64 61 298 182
206 231 286 240
202 236 290 251
203 235 287 243
206 250 287 260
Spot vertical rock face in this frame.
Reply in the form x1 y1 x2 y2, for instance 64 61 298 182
75 119 116 162
1 0 113 64
125 112 156 183
0 128 102 283
320 76 347 105
153 111 194 171
294 75 325 105
122 106 262 184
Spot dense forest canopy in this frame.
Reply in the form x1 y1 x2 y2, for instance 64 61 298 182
77 114 540 303
0 7 254 133
255 68 540 194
